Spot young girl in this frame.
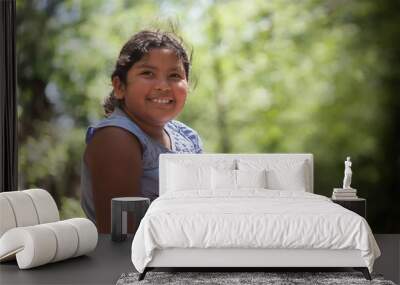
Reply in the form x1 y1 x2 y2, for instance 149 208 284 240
81 30 203 233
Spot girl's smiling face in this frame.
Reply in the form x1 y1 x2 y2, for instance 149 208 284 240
113 48 188 127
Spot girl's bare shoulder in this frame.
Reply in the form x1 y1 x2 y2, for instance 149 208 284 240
84 126 142 166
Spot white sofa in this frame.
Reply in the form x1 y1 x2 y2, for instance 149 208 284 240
131 154 379 281
0 189 98 269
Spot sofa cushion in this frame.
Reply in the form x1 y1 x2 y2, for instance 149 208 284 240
0 218 97 269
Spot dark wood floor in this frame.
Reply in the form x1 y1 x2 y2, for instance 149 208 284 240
0 234 398 284
374 234 400 284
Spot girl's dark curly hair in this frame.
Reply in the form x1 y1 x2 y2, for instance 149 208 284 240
103 30 191 116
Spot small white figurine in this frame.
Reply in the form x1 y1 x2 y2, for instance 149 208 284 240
342 156 353 189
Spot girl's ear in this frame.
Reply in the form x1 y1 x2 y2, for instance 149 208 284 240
112 76 125 99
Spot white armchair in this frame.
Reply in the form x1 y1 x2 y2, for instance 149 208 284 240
0 189 98 269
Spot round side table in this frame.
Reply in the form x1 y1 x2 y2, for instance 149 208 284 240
111 197 150 242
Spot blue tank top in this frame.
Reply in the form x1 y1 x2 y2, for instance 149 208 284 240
80 107 203 223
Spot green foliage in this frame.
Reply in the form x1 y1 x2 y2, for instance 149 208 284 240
17 0 399 232
59 197 86 220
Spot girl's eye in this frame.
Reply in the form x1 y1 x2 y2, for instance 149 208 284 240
141 71 154 76
170 73 182 79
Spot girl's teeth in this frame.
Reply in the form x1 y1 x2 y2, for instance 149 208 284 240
151 99 171 104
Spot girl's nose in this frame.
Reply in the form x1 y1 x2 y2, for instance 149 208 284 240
154 78 171 91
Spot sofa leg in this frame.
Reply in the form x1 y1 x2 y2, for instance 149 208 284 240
354 267 371 280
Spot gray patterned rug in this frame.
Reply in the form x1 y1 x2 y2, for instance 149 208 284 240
116 271 396 285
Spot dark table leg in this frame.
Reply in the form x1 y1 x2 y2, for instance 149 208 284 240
111 200 125 242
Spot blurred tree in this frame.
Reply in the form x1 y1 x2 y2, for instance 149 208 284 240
17 0 67 206
343 0 400 232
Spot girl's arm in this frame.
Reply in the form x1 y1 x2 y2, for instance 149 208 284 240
84 127 142 233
